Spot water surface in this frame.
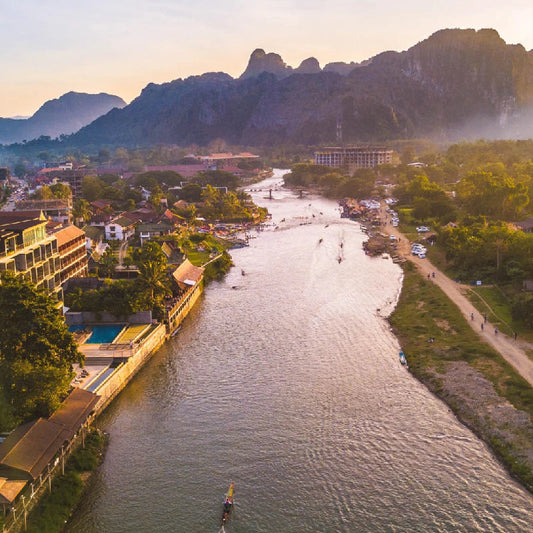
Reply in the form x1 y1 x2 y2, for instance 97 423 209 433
67 170 533 532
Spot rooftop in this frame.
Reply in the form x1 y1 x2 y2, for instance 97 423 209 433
53 225 85 247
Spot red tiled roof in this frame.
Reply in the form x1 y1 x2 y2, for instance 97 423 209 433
53 225 85 247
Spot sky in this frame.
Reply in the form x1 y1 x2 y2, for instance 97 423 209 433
2 0 533 118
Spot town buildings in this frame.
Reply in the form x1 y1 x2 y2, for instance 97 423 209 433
15 198 72 225
104 215 138 241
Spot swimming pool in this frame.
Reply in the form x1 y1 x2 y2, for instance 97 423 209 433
69 324 125 344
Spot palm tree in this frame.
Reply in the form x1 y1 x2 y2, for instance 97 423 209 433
137 259 171 302
73 199 93 226
135 242 171 304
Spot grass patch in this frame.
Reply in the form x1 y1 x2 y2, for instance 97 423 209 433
464 290 514 337
473 286 514 324
390 262 490 370
26 430 106 533
470 285 533 343
26 472 83 533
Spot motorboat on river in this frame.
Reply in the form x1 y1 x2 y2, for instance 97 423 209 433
221 482 234 525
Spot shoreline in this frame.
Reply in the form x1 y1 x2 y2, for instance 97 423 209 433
270 183 533 495
388 263 533 493
368 202 533 494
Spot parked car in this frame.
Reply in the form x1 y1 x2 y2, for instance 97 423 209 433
411 244 426 255
416 226 430 233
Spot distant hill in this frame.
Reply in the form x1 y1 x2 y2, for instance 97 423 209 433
0 92 126 144
70 29 533 147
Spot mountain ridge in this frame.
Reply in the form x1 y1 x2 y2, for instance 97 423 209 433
29 28 533 147
0 92 126 144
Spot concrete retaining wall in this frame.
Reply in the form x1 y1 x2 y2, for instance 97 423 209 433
93 323 167 414
168 282 203 334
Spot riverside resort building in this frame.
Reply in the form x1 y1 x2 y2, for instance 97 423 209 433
314 146 393 169
0 211 88 299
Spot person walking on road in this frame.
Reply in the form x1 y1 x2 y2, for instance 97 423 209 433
495 327 498 335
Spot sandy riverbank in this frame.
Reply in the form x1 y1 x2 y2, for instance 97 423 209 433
372 204 533 493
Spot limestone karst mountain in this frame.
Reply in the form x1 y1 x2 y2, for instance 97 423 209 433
67 29 533 147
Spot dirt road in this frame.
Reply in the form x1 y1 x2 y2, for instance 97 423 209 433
381 204 533 388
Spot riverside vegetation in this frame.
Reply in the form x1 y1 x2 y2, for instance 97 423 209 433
24 430 107 533
389 262 533 491
284 139 533 338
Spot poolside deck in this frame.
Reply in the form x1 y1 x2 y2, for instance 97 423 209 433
72 323 159 393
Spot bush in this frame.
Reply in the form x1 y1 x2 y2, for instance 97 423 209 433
512 294 533 328
26 472 83 533
26 431 106 533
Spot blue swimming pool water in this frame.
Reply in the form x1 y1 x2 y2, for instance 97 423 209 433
69 325 124 344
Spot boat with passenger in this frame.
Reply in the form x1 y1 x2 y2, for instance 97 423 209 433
221 482 234 525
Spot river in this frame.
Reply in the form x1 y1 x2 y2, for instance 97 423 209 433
67 170 533 532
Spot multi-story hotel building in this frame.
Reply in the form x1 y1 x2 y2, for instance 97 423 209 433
0 211 87 299
52 225 89 287
314 146 393 169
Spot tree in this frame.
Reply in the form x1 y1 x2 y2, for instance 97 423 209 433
98 148 111 164
38 151 50 163
400 146 415 166
512 294 533 328
33 185 53 200
98 248 118 278
81 176 104 202
134 242 171 308
14 161 26 178
455 171 529 220
0 272 82 423
73 199 93 225
50 182 72 199
197 170 240 190
178 183 203 203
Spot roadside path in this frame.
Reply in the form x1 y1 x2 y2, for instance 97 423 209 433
380 204 533 388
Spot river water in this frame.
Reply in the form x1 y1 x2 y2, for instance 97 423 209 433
67 170 533 532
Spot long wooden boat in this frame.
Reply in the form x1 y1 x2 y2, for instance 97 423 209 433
221 482 235 525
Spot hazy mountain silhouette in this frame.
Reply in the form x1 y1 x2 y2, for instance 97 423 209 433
0 92 126 144
69 28 533 147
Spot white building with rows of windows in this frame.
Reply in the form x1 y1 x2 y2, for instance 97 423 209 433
314 146 393 169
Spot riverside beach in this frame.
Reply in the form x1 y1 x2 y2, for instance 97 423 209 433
370 200 533 494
